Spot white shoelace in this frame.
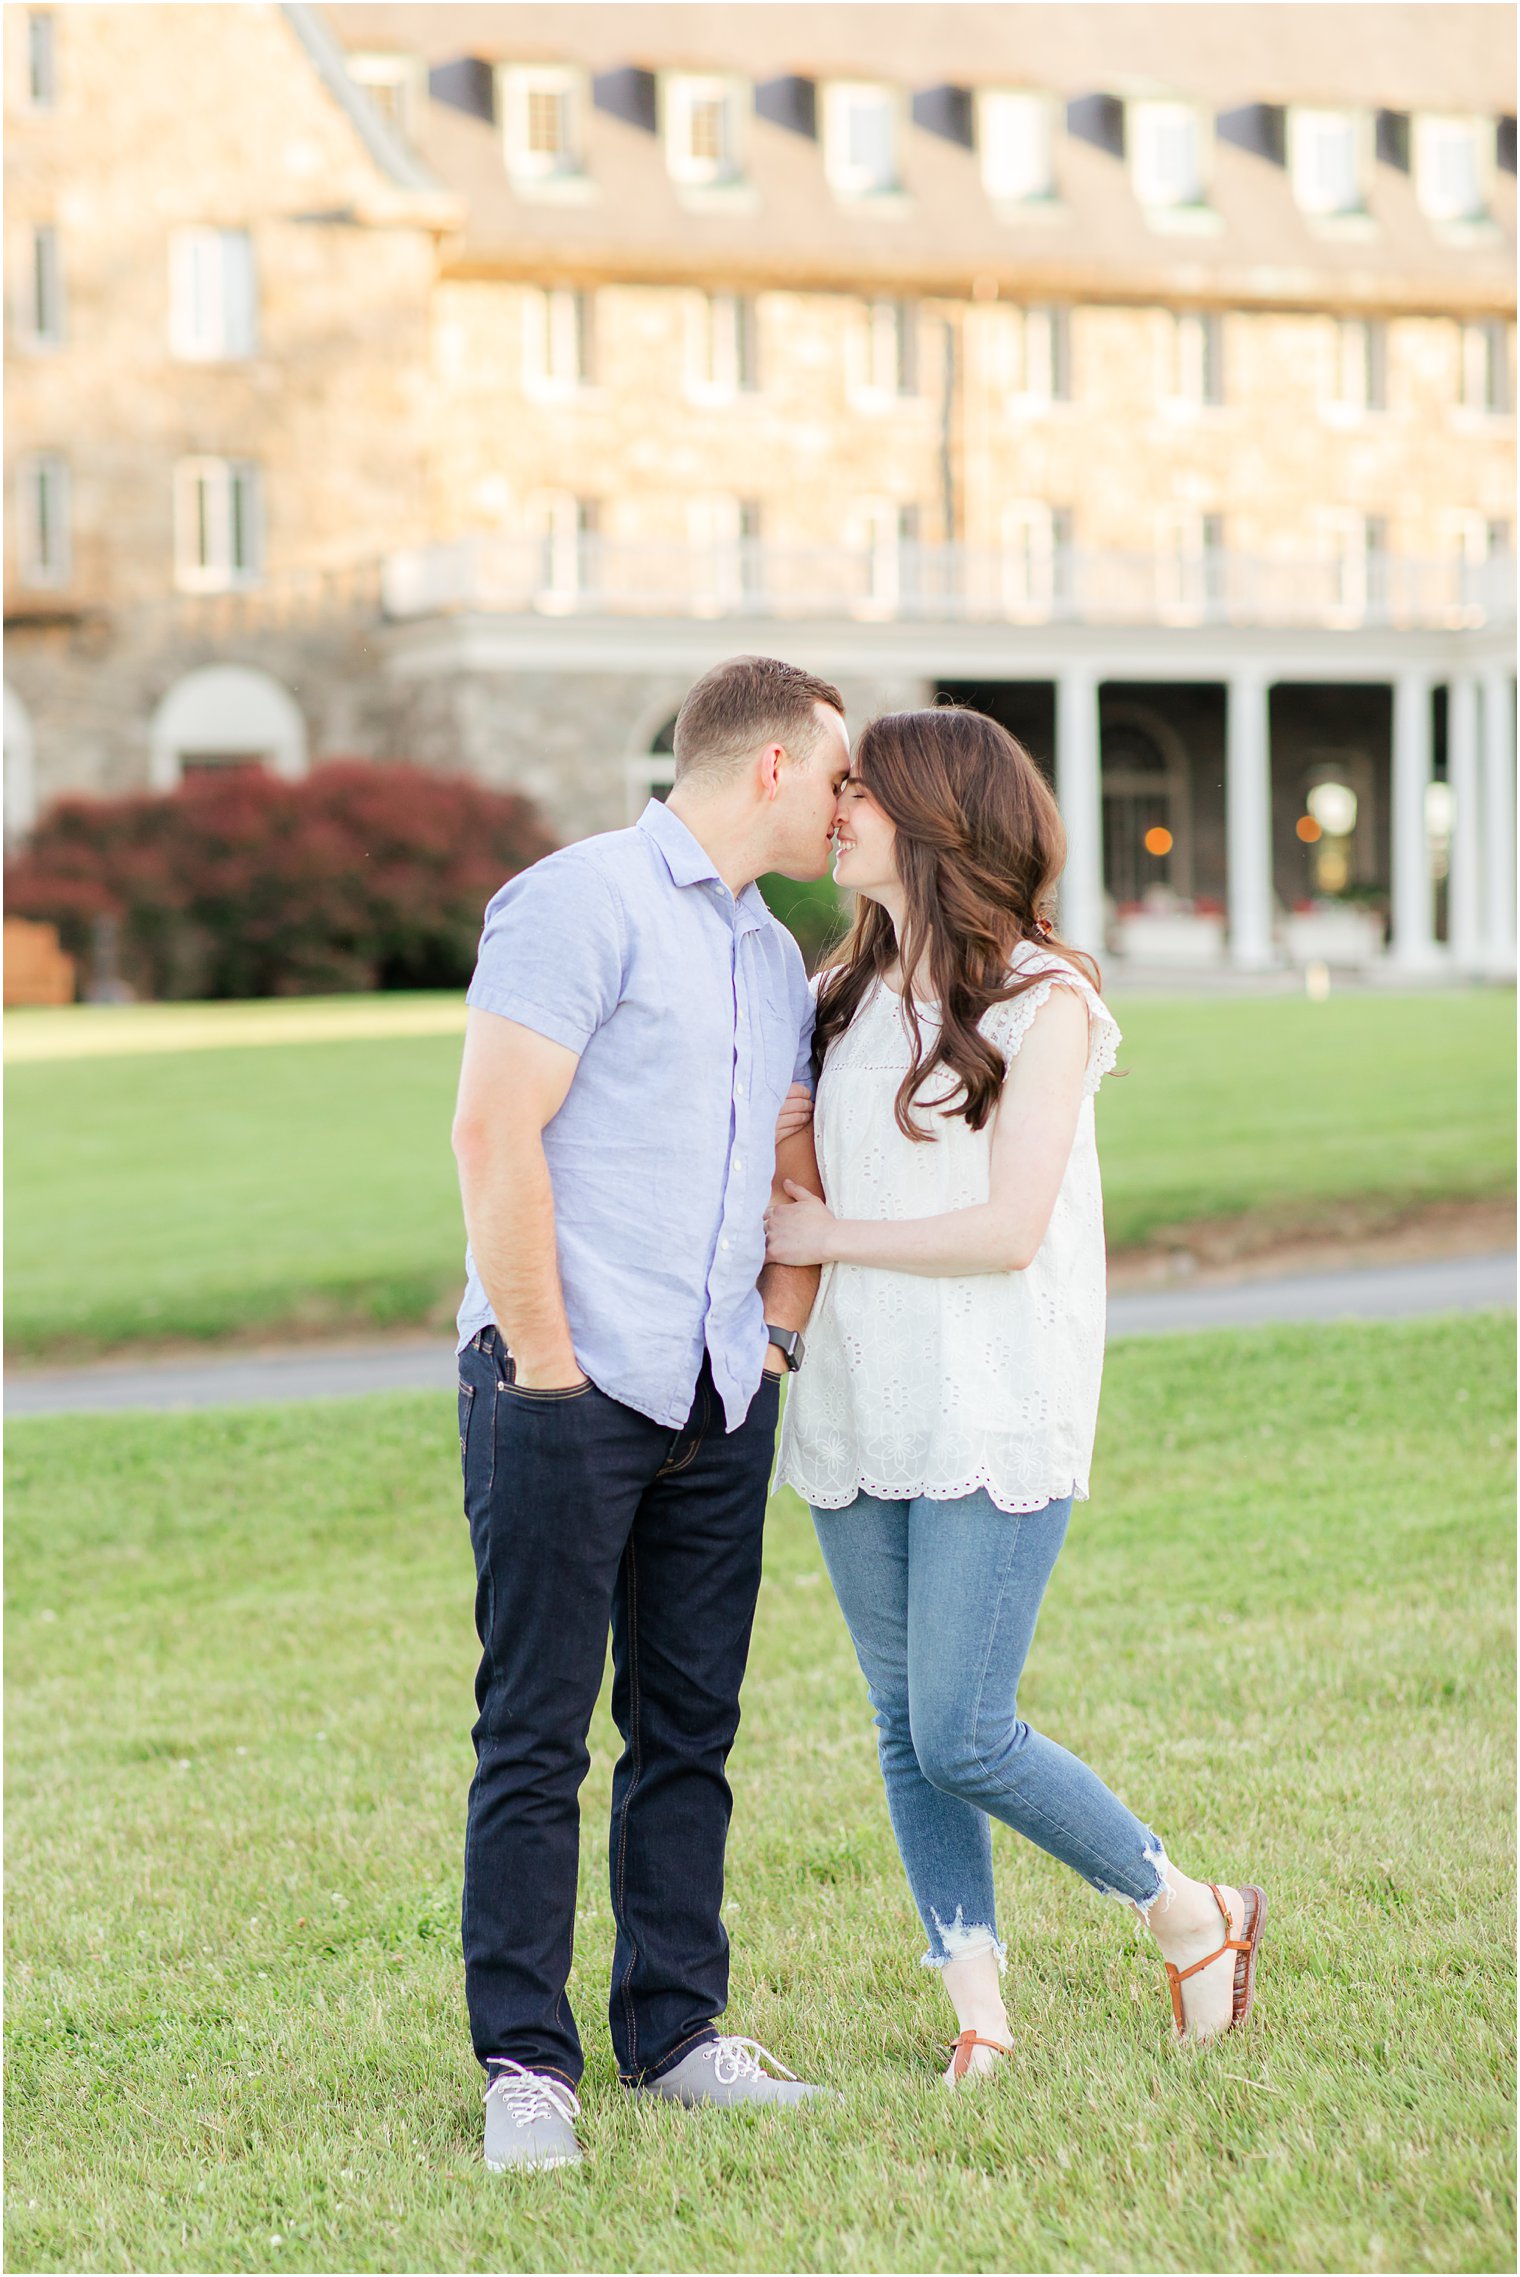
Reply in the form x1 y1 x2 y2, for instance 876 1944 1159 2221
708 2035 800 2087
485 2060 583 2132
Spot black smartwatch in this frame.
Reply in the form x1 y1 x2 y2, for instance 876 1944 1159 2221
764 1325 806 1373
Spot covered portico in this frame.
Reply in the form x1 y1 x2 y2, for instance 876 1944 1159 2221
379 542 1516 981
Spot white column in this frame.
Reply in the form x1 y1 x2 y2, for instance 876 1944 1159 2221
1389 672 1437 970
1480 669 1516 978
1225 671 1275 969
1055 669 1104 956
1446 675 1483 973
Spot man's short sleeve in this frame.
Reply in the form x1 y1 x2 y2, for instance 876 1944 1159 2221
466 854 626 1055
789 942 817 1089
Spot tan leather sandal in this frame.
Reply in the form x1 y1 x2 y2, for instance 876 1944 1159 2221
947 2029 1014 2083
1164 1881 1268 2040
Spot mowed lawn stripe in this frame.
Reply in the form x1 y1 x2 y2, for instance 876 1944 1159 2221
5 1315 1514 2274
6 990 1515 1357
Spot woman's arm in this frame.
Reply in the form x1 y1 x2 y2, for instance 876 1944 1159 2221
764 986 1089 1277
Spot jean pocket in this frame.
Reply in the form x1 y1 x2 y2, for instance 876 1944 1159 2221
498 1375 596 1404
457 1380 475 1475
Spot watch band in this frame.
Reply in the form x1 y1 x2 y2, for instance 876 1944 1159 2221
764 1324 805 1372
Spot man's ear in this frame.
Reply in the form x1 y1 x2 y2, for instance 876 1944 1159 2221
759 741 786 801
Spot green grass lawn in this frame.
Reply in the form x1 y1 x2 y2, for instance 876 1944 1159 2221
6 1315 1514 2274
5 990 1514 1358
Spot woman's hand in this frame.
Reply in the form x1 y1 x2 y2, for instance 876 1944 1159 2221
764 1178 838 1266
774 1083 814 1147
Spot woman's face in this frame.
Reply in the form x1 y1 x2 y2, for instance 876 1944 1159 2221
831 770 900 903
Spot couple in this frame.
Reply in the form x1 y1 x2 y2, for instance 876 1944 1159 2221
452 655 1266 2173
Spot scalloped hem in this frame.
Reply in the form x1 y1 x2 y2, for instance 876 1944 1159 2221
781 1468 1089 1516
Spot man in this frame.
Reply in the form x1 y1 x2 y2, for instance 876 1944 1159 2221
452 655 847 2171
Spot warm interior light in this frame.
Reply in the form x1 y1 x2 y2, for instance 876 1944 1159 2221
1296 815 1323 842
1307 780 1357 837
1143 826 1173 856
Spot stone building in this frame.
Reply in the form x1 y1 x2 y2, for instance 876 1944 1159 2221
5 0 1516 973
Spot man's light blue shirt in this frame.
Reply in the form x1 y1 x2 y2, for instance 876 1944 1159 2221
457 799 815 1432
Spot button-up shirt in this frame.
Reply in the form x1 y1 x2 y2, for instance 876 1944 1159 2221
456 799 815 1431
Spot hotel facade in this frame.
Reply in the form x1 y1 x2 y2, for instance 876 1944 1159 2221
5 1 1516 973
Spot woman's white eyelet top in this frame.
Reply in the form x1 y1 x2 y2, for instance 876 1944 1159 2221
776 943 1121 1516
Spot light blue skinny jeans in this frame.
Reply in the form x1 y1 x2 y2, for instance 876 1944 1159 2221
812 1489 1168 1969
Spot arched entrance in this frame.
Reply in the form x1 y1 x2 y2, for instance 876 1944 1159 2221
148 665 307 790
1100 704 1193 905
625 710 679 818
3 684 38 847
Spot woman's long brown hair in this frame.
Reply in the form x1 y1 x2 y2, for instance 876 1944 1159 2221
814 705 1100 1141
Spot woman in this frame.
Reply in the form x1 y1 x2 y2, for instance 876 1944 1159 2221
766 707 1265 2085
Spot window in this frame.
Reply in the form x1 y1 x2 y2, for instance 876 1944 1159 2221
857 298 918 398
1130 101 1205 208
26 10 56 109
1167 310 1225 407
1460 319 1512 414
16 453 69 586
25 224 63 346
1001 501 1072 618
688 293 760 399
173 459 262 592
1318 508 1385 622
689 495 763 611
1330 317 1387 412
977 89 1055 203
1006 304 1071 403
664 74 743 185
169 228 257 361
854 500 920 614
1155 507 1224 621
530 493 598 607
1413 114 1490 221
824 83 899 198
1444 510 1510 619
1288 109 1366 216
500 65 584 179
347 52 420 138
523 287 596 394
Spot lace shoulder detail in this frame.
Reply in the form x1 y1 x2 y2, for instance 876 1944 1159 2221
980 955 1121 1099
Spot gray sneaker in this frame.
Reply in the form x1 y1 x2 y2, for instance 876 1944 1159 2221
631 2034 829 2109
483 2062 583 2171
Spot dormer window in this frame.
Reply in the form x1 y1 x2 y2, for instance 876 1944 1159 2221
1413 113 1491 221
664 74 744 185
977 89 1055 203
1288 108 1366 216
1130 100 1205 208
824 82 900 198
501 65 585 180
348 52 421 138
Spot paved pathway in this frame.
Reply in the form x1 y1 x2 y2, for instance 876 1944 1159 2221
7 1251 1513 1419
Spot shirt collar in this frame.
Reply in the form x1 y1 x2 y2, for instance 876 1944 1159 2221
637 797 721 888
637 798 771 932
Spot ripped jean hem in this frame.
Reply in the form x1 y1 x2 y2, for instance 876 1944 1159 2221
1091 1840 1174 1922
919 1906 1008 1973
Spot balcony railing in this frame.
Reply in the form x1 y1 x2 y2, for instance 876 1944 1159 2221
381 537 1517 634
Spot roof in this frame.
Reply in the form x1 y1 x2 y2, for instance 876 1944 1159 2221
317 4 1517 307
283 1 464 224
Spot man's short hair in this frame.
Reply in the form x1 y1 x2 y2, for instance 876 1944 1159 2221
672 655 846 781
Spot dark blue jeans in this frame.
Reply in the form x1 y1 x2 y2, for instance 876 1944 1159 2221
458 1326 780 2091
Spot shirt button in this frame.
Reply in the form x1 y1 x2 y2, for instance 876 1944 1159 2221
720 1238 731 1251
733 1154 743 1170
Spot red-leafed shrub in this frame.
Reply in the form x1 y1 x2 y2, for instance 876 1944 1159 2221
5 763 557 999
